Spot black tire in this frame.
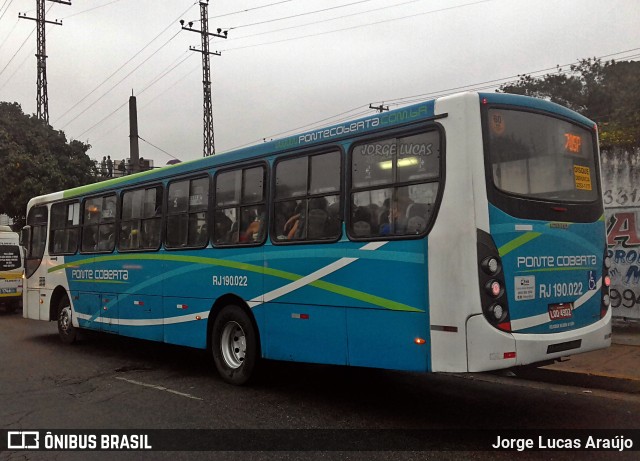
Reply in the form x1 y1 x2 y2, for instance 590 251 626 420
57 295 78 344
5 300 18 314
211 304 259 385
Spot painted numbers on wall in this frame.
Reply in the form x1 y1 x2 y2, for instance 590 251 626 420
606 209 640 320
603 188 640 207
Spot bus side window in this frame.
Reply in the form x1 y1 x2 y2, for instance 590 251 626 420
166 177 208 249
349 130 441 239
214 166 266 246
50 201 79 255
273 150 341 243
82 195 116 253
119 187 162 252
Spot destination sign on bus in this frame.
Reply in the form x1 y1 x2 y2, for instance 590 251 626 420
564 133 583 153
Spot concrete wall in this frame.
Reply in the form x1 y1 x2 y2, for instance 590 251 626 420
602 148 640 320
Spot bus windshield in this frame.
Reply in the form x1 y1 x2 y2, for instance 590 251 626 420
486 108 598 203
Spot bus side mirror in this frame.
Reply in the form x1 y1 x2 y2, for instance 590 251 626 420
20 225 31 249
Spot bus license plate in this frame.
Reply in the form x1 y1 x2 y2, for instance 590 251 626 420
548 303 573 321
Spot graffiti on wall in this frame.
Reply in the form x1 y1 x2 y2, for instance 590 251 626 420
601 149 640 320
606 210 640 320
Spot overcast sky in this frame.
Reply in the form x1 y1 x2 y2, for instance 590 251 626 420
0 0 638 167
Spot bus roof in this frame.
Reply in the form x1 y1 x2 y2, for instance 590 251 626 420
51 98 438 201
479 92 596 128
29 91 596 205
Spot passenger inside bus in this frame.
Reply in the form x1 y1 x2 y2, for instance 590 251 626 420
283 202 305 239
240 207 264 242
98 225 115 251
380 198 410 235
214 211 233 244
307 197 329 239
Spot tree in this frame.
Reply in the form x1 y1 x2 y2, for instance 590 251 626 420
499 59 640 150
0 102 97 228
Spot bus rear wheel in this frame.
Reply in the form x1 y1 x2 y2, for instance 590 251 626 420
57 296 78 344
211 305 259 385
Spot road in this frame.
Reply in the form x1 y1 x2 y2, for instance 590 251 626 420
1 310 639 460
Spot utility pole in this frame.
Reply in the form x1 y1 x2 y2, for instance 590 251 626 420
180 1 227 157
19 0 71 124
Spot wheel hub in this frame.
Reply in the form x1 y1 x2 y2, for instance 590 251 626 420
59 307 71 332
220 321 246 369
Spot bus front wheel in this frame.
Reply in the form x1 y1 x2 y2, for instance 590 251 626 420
5 300 18 313
211 305 259 385
57 296 78 344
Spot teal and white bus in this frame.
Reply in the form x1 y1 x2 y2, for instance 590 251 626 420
21 92 611 384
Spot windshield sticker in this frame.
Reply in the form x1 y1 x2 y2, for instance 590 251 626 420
574 165 592 191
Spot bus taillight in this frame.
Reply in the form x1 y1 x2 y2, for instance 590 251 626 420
477 230 511 332
601 249 611 319
486 280 502 298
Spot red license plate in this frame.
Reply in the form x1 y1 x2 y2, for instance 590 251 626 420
548 303 573 320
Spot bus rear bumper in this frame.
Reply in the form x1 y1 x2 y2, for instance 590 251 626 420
512 308 612 367
466 309 612 372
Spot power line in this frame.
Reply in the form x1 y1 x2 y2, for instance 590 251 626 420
76 99 128 139
219 0 427 44
60 0 122 19
372 47 640 107
54 2 197 125
225 47 640 152
227 104 373 150
137 51 192 94
0 44 36 92
0 18 20 54
55 0 483 139
0 3 56 93
0 19 58 92
0 25 34 82
75 51 197 141
60 29 183 130
193 0 298 23
0 0 14 22
75 1 434 148
89 58 201 145
138 135 179 160
225 0 379 30
0 18 60 93
219 0 492 53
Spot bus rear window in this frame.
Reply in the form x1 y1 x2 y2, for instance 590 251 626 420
486 109 598 203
